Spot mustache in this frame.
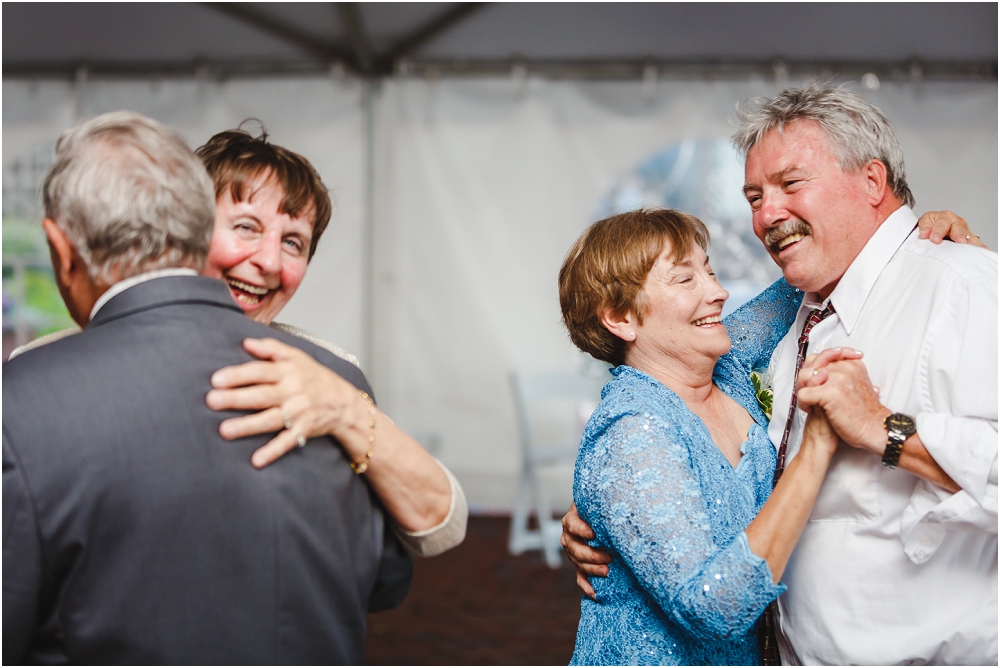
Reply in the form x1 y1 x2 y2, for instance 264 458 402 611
764 219 813 252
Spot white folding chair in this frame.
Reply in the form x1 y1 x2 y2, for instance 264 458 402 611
508 369 606 568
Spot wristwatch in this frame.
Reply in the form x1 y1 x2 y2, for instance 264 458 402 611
882 413 916 468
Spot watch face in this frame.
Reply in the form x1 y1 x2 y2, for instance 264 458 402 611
885 413 916 435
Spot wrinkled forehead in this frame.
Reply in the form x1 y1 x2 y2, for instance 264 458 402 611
651 236 708 268
222 169 317 228
744 120 842 179
753 119 836 155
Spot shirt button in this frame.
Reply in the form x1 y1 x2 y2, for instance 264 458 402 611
917 549 926 559
921 536 932 546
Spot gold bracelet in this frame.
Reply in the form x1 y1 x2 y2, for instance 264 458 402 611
351 391 376 474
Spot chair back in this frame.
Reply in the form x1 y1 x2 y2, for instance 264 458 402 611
507 367 608 568
510 370 606 459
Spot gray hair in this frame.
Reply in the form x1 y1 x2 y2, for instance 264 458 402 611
43 111 216 283
732 83 914 208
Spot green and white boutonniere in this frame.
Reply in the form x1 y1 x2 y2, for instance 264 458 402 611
750 368 774 421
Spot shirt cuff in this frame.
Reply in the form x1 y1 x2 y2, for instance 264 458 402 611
900 415 999 563
917 412 998 502
390 460 468 558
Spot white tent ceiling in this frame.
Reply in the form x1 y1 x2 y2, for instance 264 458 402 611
4 3 997 80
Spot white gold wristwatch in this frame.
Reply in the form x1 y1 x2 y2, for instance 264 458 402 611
882 413 916 468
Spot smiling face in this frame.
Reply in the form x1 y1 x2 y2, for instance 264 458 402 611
742 120 879 299
204 178 313 324
626 243 731 371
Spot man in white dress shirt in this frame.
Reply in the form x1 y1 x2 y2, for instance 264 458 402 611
734 84 997 665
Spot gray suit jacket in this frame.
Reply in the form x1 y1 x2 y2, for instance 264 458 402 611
2 275 412 665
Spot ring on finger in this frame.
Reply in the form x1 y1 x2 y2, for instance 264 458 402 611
281 408 293 431
967 233 981 240
812 369 820 376
296 433 307 448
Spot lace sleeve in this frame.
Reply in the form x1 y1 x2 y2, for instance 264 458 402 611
722 279 802 374
575 412 784 639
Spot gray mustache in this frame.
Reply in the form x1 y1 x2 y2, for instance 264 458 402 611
764 219 813 251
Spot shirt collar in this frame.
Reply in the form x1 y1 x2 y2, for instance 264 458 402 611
89 268 199 322
802 206 917 334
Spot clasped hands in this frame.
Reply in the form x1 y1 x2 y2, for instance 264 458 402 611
205 337 373 469
795 347 891 455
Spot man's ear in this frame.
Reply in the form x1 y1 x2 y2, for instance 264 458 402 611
600 307 637 343
42 218 98 328
42 218 77 286
865 159 891 207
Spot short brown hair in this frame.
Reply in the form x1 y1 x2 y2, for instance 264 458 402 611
558 208 710 366
196 123 332 260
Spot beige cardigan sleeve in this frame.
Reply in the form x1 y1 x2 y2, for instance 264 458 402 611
8 326 82 360
390 461 468 557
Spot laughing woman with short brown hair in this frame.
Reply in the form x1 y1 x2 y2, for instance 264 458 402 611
561 208 840 665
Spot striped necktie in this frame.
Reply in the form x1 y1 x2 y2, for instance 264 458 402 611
773 302 836 485
761 302 838 666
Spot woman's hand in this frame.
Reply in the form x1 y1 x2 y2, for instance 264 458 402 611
917 210 989 249
799 405 838 461
206 337 372 468
795 347 865 395
207 337 454 532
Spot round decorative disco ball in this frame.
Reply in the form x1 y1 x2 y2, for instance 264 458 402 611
594 138 782 313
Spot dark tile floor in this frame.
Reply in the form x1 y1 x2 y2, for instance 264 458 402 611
364 516 582 665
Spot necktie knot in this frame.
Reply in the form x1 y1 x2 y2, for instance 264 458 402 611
798 302 836 345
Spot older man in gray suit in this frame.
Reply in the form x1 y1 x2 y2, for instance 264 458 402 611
2 112 412 664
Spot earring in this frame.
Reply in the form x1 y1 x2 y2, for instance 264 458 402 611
630 331 636 340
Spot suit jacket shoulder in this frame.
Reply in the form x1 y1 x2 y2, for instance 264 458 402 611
2 275 410 664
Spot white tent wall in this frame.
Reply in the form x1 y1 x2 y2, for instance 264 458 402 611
2 78 369 363
4 76 997 512
369 77 997 511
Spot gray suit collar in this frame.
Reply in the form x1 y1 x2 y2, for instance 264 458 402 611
88 275 242 328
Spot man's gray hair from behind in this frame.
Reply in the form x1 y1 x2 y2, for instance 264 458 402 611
732 83 915 208
43 111 216 284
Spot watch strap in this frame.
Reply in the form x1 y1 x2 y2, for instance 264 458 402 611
881 433 905 468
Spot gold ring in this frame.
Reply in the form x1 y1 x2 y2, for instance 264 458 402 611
966 233 980 240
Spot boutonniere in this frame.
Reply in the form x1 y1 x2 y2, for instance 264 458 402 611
750 368 774 421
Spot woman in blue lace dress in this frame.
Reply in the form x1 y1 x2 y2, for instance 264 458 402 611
557 209 842 665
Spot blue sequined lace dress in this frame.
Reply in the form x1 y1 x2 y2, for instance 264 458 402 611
571 279 802 666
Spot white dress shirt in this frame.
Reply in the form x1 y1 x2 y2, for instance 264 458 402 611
767 206 998 665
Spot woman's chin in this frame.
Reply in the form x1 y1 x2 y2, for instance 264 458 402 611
690 330 732 360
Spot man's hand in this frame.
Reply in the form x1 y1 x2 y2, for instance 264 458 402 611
795 349 890 454
561 503 611 600
796 349 960 493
